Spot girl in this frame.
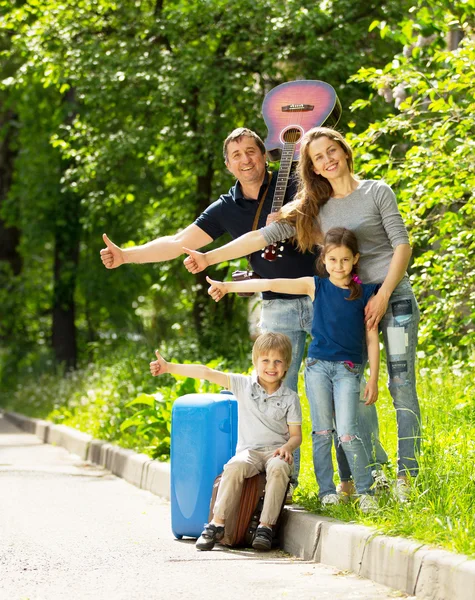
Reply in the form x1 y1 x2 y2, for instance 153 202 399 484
184 127 420 502
206 227 379 511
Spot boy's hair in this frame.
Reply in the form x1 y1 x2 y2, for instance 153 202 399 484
252 332 293 370
223 127 266 162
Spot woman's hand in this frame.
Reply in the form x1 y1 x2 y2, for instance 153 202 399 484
364 291 390 330
150 350 168 376
183 247 209 274
206 276 228 302
266 212 280 226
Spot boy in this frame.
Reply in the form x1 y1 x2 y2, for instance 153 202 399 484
150 332 302 552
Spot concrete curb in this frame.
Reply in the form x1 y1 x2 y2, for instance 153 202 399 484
4 410 474 599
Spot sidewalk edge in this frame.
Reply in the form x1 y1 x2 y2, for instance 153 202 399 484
4 410 474 600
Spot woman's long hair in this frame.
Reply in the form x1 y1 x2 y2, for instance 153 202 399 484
318 227 362 300
279 127 354 253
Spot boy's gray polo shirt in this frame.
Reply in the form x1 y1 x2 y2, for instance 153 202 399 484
227 372 302 454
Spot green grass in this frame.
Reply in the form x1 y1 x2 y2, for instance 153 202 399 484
295 358 475 558
1 345 474 557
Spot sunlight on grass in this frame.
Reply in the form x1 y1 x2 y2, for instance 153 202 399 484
295 360 475 558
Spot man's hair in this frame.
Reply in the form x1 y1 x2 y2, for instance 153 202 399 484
252 332 293 370
223 127 266 162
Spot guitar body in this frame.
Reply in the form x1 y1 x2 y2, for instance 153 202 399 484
260 80 341 262
262 80 341 162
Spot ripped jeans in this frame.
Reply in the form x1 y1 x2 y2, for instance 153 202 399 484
305 358 373 497
337 278 421 479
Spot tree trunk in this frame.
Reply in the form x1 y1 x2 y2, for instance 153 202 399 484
51 189 81 368
192 163 214 337
0 108 22 276
51 88 81 369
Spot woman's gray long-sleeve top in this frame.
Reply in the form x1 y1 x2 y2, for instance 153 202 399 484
261 180 410 284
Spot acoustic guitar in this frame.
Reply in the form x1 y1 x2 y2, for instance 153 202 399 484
261 80 341 261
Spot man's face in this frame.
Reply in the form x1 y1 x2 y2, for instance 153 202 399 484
225 137 267 189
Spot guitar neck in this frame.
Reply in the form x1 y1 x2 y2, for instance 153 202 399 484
271 142 296 213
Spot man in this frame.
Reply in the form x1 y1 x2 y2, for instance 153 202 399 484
101 128 317 395
101 127 319 489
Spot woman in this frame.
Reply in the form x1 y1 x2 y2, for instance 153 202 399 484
184 127 421 499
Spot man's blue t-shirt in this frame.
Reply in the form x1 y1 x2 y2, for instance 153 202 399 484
194 171 318 300
308 277 379 364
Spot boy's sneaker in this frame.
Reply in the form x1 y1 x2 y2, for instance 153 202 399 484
394 479 411 503
372 469 390 495
195 523 225 551
321 493 340 506
252 526 273 551
357 494 378 513
285 483 295 505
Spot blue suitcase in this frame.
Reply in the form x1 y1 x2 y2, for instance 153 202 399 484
170 391 238 539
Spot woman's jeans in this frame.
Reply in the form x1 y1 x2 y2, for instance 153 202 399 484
337 278 421 478
304 358 373 496
260 296 313 485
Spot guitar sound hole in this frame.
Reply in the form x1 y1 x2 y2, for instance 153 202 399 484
282 127 302 144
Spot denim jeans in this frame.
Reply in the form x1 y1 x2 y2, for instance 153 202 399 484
260 296 313 485
304 358 373 497
336 278 421 479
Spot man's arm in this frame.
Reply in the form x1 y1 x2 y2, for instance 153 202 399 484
273 424 302 464
150 350 229 388
363 327 380 405
205 276 315 301
101 224 214 269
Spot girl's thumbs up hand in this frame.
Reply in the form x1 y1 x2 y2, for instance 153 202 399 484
100 233 124 269
150 350 168 377
183 247 209 274
206 276 228 302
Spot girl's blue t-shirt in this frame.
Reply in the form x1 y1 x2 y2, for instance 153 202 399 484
308 276 379 364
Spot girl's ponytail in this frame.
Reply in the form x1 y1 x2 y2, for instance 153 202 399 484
347 269 362 301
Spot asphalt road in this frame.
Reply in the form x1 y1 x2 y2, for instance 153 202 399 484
0 415 412 600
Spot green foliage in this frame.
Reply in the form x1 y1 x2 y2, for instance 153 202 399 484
348 1 475 355
0 0 407 374
0 341 238 459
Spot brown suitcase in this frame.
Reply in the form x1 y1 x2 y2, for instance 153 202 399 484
208 472 287 548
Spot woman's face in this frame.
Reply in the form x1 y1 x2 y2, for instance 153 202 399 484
308 136 349 180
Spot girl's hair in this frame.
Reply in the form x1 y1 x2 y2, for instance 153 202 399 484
319 227 362 301
252 332 293 371
279 127 354 253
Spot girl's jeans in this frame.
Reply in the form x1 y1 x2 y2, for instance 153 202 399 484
304 358 373 496
337 278 421 479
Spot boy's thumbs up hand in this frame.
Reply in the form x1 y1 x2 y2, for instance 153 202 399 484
206 276 228 302
183 247 208 274
150 350 168 377
100 233 124 269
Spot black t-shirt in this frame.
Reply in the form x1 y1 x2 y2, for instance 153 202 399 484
194 171 318 300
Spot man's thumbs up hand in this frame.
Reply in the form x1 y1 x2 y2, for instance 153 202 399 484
100 233 124 269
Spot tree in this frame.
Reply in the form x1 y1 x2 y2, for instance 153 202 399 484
349 0 475 355
0 0 412 372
